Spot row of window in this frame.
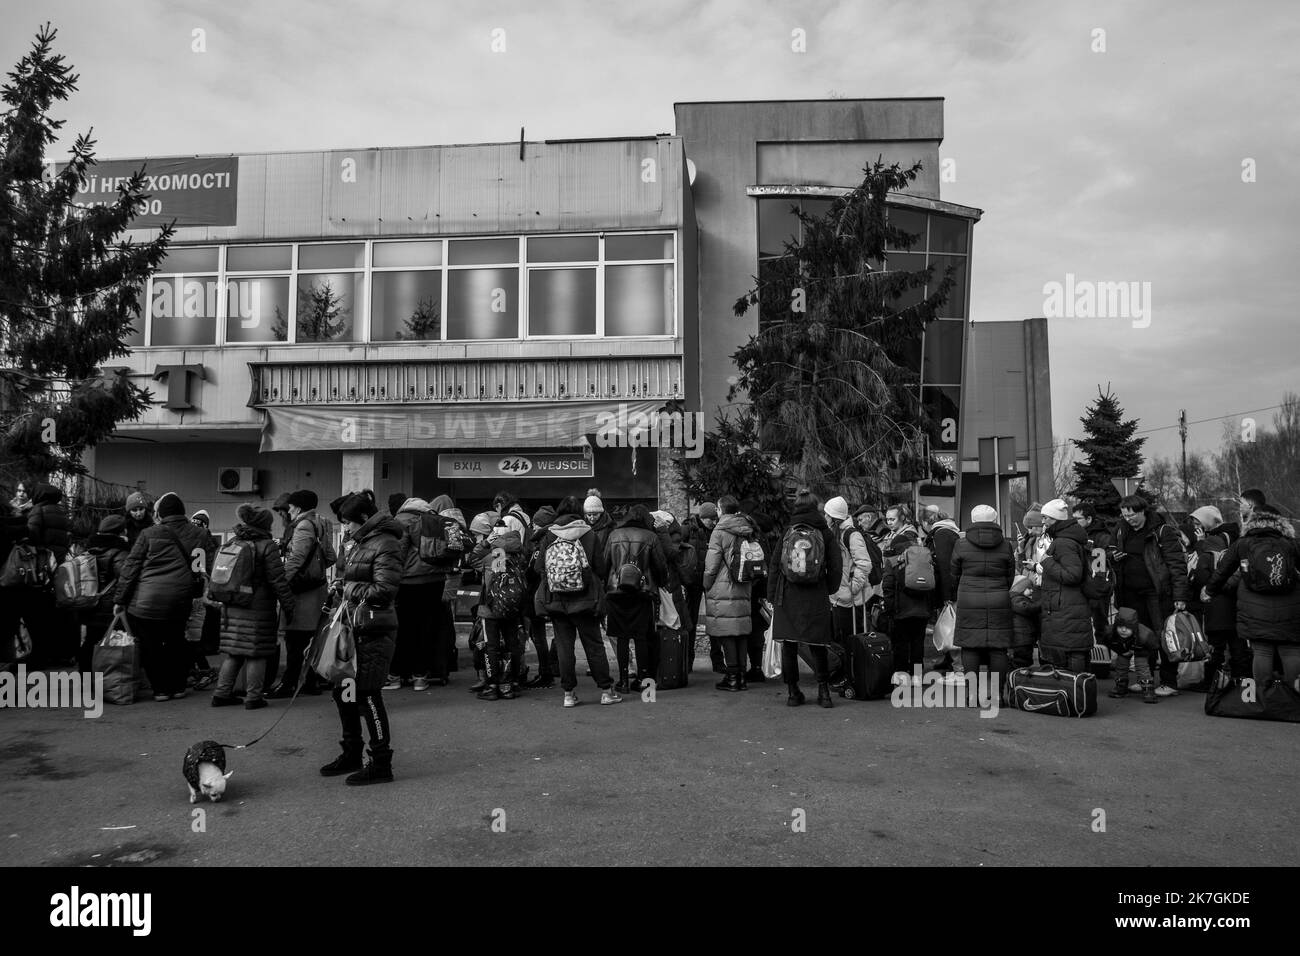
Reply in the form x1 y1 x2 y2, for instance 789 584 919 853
126 234 676 348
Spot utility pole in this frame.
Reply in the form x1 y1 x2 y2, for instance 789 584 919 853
1179 408 1188 506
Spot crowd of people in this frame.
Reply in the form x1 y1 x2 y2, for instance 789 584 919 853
4 479 1298 786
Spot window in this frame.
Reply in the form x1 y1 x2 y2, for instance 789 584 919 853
528 268 596 335
148 247 220 346
296 273 363 343
885 252 927 311
886 208 927 251
123 283 146 347
226 245 291 272
447 267 518 340
606 263 672 336
606 234 672 261
928 215 968 255
922 386 961 450
922 320 964 386
224 245 292 344
929 256 966 317
299 243 364 271
373 240 441 269
528 236 597 263
372 270 442 341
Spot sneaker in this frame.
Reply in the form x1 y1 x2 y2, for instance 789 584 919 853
563 691 579 708
413 676 431 692
211 695 238 707
244 698 268 710
171 689 188 700
600 687 622 705
526 673 555 689
382 675 403 691
193 670 217 691
152 693 172 702
1154 684 1180 697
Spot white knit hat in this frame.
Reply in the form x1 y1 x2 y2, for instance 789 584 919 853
970 504 998 524
824 496 850 520
583 495 603 514
1041 499 1070 521
1191 505 1223 530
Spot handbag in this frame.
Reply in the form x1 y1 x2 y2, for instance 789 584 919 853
93 612 143 706
657 587 681 629
310 603 356 683
1 544 55 589
761 605 782 679
932 601 957 652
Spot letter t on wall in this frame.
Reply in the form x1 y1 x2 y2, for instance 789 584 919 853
152 364 207 410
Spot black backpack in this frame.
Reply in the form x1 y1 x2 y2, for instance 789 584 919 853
1244 538 1298 595
843 527 884 587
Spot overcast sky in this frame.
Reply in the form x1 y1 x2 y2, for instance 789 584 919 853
4 0 1296 469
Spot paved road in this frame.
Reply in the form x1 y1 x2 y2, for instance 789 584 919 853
1 637 1295 867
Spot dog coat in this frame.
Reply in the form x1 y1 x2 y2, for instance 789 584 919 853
182 739 227 792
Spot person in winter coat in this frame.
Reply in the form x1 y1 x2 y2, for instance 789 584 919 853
741 501 781 681
1072 503 1114 647
603 505 667 691
951 505 1016 690
1112 494 1189 696
4 480 72 668
683 503 719 670
123 491 153 547
703 496 758 692
464 509 499 691
826 495 873 650
267 490 334 698
770 491 843 707
1034 499 1094 673
921 506 963 676
882 504 929 684
469 526 528 700
387 495 441 691
430 495 467 684
1207 505 1300 692
319 492 403 786
113 492 210 701
522 503 558 687
1016 509 1047 576
209 505 295 709
494 491 532 542
1009 575 1041 669
1189 505 1249 686
532 496 618 707
585 495 615 558
1105 607 1159 702
76 515 130 673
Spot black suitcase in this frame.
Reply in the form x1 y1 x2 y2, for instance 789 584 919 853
1006 665 1098 717
836 605 892 701
655 624 689 690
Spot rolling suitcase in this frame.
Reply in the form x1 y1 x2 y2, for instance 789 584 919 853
841 604 893 700
1006 665 1098 717
655 624 689 690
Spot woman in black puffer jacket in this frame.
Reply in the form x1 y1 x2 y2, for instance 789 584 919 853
1035 499 1094 673
1207 506 1300 691
209 505 295 709
320 492 403 786
951 505 1015 691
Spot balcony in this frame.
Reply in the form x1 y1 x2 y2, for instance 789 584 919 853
248 356 684 407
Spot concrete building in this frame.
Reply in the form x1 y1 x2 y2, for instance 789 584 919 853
86 99 1050 532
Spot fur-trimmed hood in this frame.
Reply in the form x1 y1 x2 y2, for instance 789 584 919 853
1244 510 1296 538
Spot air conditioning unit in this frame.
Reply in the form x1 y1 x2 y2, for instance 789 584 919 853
217 467 259 494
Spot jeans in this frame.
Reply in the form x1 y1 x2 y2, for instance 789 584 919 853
215 654 268 702
1251 641 1300 690
1040 647 1089 673
616 627 659 682
720 636 749 677
1110 648 1152 685
333 685 392 756
394 582 441 679
960 648 1009 683
782 641 829 683
552 612 613 692
525 614 556 677
129 613 191 697
890 617 927 675
479 617 524 685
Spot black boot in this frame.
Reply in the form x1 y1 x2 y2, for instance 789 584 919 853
745 666 767 684
498 682 516 700
736 671 749 691
266 680 297 700
817 682 834 708
346 747 394 786
715 674 739 692
320 737 363 777
787 683 805 707
477 683 501 701
469 669 488 693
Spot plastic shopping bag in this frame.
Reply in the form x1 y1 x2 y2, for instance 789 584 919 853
761 610 782 679
310 603 356 683
933 601 957 652
94 612 143 705
657 587 681 629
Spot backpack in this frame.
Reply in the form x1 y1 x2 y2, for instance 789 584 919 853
54 551 102 609
287 516 330 593
779 525 824 584
418 512 464 566
1081 546 1115 602
1243 538 1297 595
676 542 699 586
544 536 589 594
842 527 883 587
208 539 258 607
900 543 935 592
1161 610 1209 663
485 548 526 616
616 563 647 592
731 533 767 583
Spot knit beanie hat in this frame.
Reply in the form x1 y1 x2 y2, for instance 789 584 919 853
584 495 604 514
190 510 211 527
98 515 127 535
971 504 998 524
272 492 292 513
156 492 186 519
697 502 718 521
651 510 674 530
470 511 499 537
237 503 274 532
824 496 850 521
338 493 378 525
287 490 318 511
1041 499 1070 522
1191 506 1223 530
1024 510 1044 530
388 492 408 515
125 491 151 512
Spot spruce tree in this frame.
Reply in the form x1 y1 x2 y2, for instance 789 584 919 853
730 159 955 501
1070 386 1147 518
396 296 440 340
674 409 790 522
1 25 171 487
294 280 351 342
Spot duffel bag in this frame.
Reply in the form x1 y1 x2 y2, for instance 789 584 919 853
1205 675 1300 722
1006 665 1098 717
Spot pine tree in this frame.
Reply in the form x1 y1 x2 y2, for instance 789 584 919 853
0 24 171 486
395 296 440 340
294 280 351 342
1070 386 1147 517
674 409 789 522
730 159 955 501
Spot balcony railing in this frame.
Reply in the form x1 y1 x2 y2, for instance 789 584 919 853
248 357 684 406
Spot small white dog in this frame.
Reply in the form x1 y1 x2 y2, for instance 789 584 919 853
183 740 232 803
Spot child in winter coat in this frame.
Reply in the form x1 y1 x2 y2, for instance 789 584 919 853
1009 574 1041 670
1105 606 1159 702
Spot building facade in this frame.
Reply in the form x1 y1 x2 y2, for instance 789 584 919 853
86 99 1048 531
